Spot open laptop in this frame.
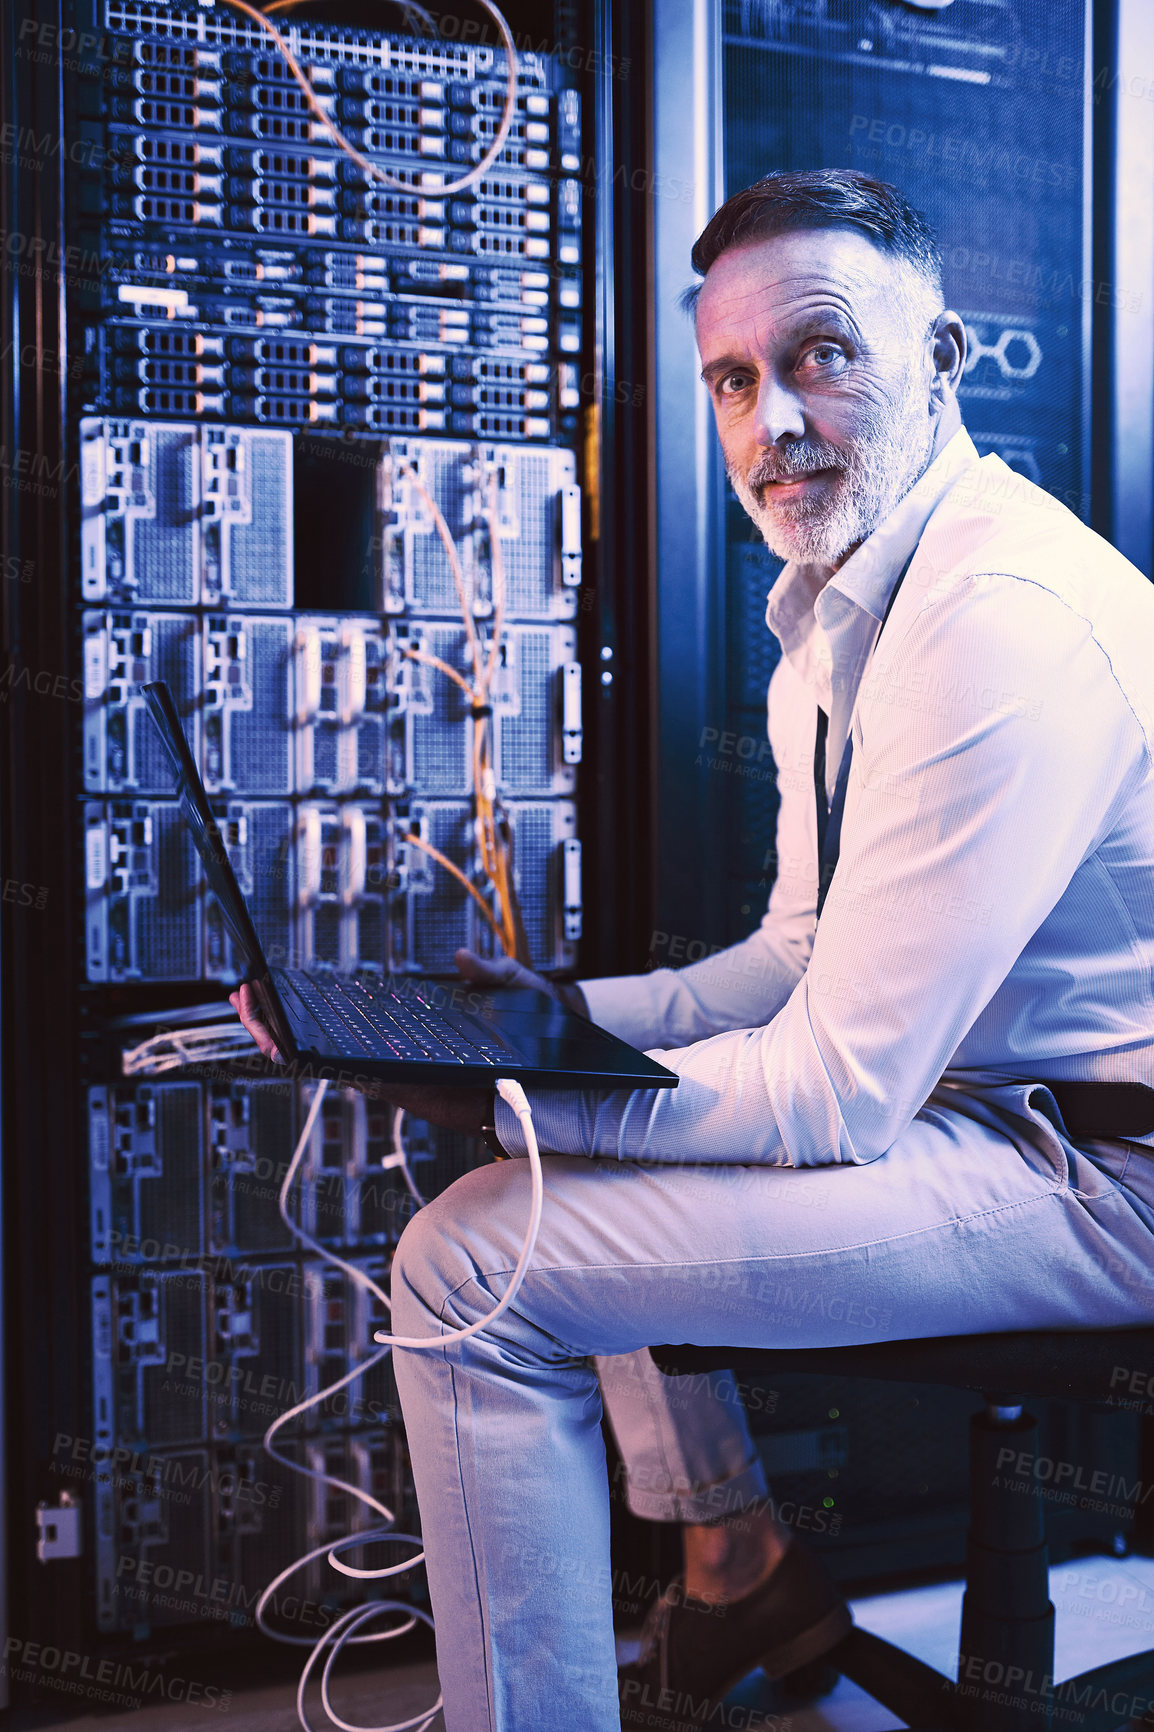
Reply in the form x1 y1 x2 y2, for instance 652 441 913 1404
142 680 679 1091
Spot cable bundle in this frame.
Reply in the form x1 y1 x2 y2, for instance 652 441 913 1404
192 9 530 1722
258 1077 542 1732
396 463 531 965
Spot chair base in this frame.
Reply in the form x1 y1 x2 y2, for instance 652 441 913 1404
648 1339 1154 1729
826 1627 1154 1732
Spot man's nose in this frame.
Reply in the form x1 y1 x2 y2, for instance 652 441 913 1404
752 373 806 446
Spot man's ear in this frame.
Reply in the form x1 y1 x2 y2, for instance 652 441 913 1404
930 311 967 402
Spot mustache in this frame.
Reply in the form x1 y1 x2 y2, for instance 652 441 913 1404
743 447 847 493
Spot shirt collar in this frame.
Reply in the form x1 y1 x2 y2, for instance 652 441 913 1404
764 428 980 692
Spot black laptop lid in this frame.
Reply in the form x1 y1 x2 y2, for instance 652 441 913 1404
142 680 679 1090
142 681 297 1054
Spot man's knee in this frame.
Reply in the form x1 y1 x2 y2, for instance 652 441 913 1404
391 1161 529 1329
391 1183 477 1324
391 1204 447 1321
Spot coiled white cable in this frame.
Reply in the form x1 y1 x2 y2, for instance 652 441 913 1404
256 1074 543 1731
370 1078 542 1352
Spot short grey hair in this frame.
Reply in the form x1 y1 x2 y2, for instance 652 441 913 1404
682 168 943 320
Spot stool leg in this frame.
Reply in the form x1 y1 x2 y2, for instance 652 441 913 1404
958 1402 1055 1732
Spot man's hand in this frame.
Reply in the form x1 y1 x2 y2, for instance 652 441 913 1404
228 950 585 1137
378 951 586 1132
454 947 589 1018
229 981 283 1063
356 1082 496 1136
227 978 493 1136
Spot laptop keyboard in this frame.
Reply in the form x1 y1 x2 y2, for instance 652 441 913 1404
278 969 509 1067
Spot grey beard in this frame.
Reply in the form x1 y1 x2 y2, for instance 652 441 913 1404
728 378 936 568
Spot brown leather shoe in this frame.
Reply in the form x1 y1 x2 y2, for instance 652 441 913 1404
618 1537 851 1730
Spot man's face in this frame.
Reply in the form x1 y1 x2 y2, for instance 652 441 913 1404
695 227 940 568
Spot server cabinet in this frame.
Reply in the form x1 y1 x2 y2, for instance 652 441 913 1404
0 0 655 1702
652 0 1154 951
647 0 1154 1591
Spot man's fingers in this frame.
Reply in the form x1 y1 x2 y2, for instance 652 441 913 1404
455 947 522 985
455 946 574 1008
232 982 284 1063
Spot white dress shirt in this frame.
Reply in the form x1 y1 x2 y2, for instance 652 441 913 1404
495 428 1154 1165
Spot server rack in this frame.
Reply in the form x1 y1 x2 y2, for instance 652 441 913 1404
0 0 658 1704
648 0 1154 1591
651 0 1154 954
21 0 1149 1706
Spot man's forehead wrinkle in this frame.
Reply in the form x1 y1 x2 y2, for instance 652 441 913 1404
698 285 873 363
700 266 889 335
703 246 891 304
693 240 901 341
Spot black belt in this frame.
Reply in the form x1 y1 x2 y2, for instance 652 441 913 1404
1032 1080 1154 1142
813 563 1154 1144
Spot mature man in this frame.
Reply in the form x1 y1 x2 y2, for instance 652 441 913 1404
235 169 1154 1731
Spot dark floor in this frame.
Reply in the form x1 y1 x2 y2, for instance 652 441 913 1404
6 1553 1154 1731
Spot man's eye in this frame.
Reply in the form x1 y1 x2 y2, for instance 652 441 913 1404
802 343 844 370
719 371 752 395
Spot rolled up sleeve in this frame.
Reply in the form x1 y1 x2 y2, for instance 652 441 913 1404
496 576 1147 1165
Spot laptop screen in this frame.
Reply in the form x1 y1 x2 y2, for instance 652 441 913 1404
142 681 296 1054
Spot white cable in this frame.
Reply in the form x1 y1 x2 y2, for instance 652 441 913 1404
371 1078 541 1351
300 1599 440 1732
379 1108 426 1209
255 1077 442 1732
256 1074 543 1730
122 1022 258 1074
